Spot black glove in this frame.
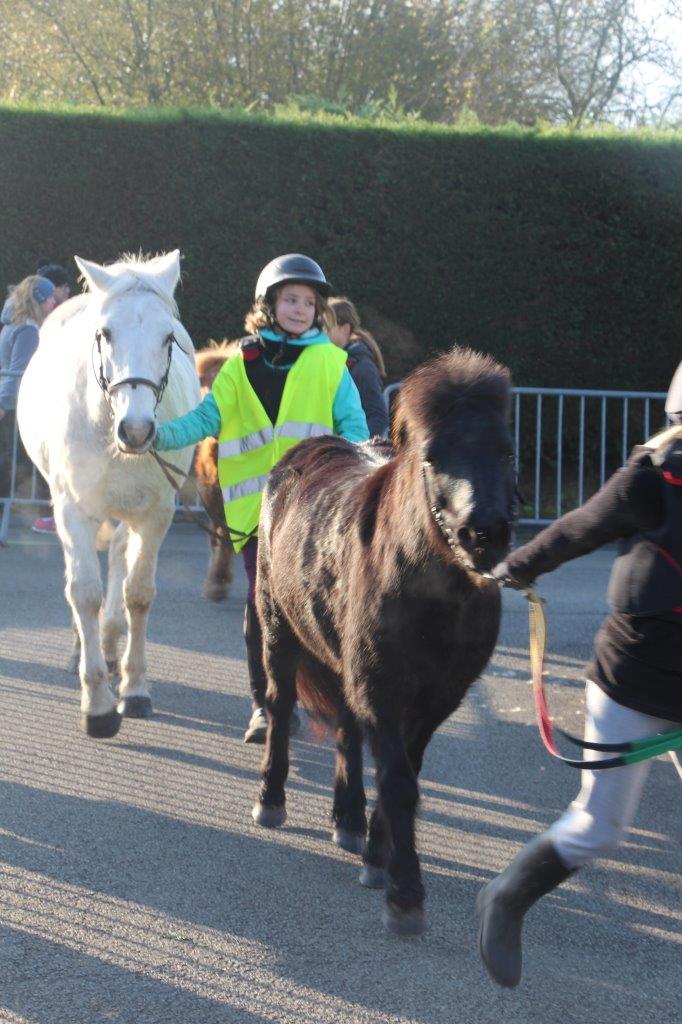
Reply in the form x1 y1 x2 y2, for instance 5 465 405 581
491 561 528 591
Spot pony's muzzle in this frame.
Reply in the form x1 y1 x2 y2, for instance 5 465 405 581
117 418 156 453
458 518 512 571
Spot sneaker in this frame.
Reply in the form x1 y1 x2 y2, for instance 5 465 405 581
243 706 302 744
243 706 268 744
32 516 56 534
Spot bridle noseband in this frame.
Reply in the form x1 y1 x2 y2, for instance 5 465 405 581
93 329 178 410
421 459 512 580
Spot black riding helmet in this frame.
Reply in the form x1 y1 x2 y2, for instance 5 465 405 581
255 254 332 302
666 360 682 424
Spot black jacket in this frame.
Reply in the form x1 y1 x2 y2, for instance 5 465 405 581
345 341 388 437
507 446 682 723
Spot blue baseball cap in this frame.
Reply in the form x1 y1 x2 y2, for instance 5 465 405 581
32 276 56 305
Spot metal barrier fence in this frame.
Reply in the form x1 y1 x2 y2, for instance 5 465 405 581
0 385 668 542
383 384 668 525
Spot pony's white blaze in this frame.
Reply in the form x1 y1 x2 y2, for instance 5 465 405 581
17 252 200 737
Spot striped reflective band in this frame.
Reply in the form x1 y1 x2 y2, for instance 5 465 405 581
221 474 271 504
275 421 332 441
218 427 274 459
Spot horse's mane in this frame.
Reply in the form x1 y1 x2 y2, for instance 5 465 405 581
82 252 179 317
392 346 511 444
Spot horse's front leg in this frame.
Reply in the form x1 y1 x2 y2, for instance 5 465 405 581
370 720 425 936
56 500 121 738
252 602 299 829
116 508 171 718
101 521 128 681
332 706 367 854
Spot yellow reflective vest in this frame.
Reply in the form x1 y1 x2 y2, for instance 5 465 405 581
211 343 347 551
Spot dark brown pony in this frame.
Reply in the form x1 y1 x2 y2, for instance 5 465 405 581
252 346 517 935
193 341 238 601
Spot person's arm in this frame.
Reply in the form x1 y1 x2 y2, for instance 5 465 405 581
505 461 665 586
332 368 370 442
0 324 39 410
349 355 389 437
155 392 221 451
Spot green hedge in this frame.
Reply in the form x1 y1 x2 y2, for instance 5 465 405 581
1 105 680 390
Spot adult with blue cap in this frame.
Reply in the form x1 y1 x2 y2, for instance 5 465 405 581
0 275 57 509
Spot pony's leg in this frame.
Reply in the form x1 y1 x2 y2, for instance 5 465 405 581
369 721 425 936
101 522 128 680
252 602 299 829
55 500 121 738
332 706 367 854
203 529 233 602
116 508 171 718
360 805 390 890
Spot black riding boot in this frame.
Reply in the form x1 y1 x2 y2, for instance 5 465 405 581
477 833 575 988
244 600 267 710
242 601 300 744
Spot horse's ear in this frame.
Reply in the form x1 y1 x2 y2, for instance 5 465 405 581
151 249 181 297
74 256 117 294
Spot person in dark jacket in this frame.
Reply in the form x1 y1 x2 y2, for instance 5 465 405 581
329 296 388 437
36 259 73 306
477 360 682 989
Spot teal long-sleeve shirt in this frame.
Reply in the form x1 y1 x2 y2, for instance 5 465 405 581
155 366 369 451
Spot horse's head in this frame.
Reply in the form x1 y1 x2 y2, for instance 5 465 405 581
76 251 183 454
393 347 516 573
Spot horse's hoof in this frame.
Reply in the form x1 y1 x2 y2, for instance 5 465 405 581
333 829 366 855
382 902 426 937
82 708 123 739
203 585 227 603
118 696 153 719
252 802 286 828
359 864 387 889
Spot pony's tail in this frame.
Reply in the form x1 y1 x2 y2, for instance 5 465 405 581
295 658 342 741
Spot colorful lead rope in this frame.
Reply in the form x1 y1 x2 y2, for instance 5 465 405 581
525 588 682 769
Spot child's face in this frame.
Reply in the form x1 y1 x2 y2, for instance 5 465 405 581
274 283 317 336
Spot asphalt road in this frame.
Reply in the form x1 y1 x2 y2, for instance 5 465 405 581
0 523 679 1024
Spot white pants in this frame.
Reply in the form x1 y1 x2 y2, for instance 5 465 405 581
549 681 680 870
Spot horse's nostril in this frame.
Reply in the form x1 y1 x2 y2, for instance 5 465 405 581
457 526 477 552
118 419 154 450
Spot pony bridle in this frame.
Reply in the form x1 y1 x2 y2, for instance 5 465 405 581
421 459 498 580
93 329 177 410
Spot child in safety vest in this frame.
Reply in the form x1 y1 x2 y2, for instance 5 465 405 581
155 254 369 743
477 360 682 990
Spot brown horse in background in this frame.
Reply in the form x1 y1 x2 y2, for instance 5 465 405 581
251 346 517 936
193 341 238 601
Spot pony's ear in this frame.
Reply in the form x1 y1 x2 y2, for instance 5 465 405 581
151 249 181 298
74 256 117 294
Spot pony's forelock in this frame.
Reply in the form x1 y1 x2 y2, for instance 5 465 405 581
393 346 511 446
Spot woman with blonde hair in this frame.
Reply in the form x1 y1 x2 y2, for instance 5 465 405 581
0 275 56 507
329 296 388 437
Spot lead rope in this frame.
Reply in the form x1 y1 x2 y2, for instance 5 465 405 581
526 588 682 769
150 449 257 548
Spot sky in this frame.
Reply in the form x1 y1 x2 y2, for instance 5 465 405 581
634 0 682 108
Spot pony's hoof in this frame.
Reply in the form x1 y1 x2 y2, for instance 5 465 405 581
383 902 426 937
359 864 387 889
333 829 366 855
203 584 228 603
118 696 153 719
252 802 286 828
82 708 123 739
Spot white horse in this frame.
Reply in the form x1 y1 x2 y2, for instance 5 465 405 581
17 251 200 738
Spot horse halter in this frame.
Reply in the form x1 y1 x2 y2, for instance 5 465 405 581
421 459 507 580
92 329 178 410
